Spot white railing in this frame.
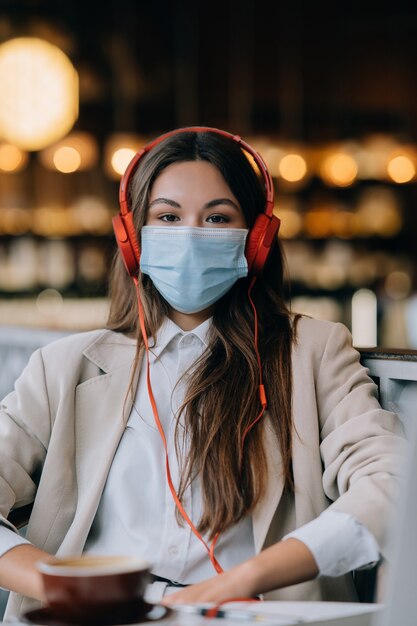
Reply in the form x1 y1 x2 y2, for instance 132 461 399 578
360 348 417 437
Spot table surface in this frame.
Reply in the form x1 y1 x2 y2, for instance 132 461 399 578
4 601 382 626
166 602 381 626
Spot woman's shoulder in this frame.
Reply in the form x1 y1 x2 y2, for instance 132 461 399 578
290 315 364 388
291 315 353 354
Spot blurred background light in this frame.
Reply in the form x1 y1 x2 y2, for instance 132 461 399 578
278 153 307 182
39 132 98 172
387 154 416 184
355 135 398 180
0 37 78 151
36 288 64 316
111 148 136 176
105 133 146 179
330 210 359 239
37 242 75 289
356 187 402 237
384 270 412 300
304 208 333 238
53 146 81 173
69 196 113 235
262 145 285 177
0 207 32 234
0 143 28 172
321 152 358 187
32 206 72 237
275 200 303 239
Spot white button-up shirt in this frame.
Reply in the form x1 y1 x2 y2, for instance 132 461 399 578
84 317 255 583
0 317 379 596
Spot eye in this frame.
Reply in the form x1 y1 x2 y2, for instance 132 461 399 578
160 214 180 222
206 214 229 224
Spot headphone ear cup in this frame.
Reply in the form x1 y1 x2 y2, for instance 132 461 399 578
112 213 140 277
246 213 280 275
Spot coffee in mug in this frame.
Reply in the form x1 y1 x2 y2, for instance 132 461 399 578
36 554 151 624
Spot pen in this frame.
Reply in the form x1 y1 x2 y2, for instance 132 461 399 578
171 605 306 624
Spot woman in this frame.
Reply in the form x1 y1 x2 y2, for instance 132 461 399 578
0 128 402 618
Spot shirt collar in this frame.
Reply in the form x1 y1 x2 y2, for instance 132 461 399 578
147 316 212 363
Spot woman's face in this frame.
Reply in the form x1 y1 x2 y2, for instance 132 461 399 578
146 160 247 228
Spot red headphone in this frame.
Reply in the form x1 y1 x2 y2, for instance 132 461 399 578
112 126 280 277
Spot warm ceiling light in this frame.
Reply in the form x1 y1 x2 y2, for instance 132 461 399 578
111 147 137 176
278 154 307 182
53 146 81 173
0 143 27 172
321 153 358 186
0 37 78 150
387 155 416 183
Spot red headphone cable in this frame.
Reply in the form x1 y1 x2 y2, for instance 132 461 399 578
134 277 224 574
133 274 268 576
239 276 268 468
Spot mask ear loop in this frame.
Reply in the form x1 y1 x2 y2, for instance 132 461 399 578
240 275 268 469
133 276 224 575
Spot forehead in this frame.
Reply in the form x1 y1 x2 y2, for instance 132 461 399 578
150 160 235 197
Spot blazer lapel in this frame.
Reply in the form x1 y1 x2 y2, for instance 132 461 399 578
252 417 284 553
59 333 139 554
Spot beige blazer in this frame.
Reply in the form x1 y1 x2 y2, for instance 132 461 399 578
0 317 402 617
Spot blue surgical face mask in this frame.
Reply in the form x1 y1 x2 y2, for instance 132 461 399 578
140 226 249 314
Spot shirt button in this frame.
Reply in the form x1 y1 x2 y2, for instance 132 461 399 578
338 559 348 571
168 545 179 556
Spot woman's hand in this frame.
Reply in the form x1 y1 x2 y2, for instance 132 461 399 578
0 544 50 602
161 562 256 605
162 538 319 605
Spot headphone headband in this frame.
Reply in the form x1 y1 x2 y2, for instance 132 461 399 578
113 126 280 276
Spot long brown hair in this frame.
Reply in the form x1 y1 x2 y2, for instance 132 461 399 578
107 130 295 539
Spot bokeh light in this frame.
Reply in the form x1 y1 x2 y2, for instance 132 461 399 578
0 143 27 172
53 146 81 173
276 207 303 238
0 37 78 150
387 155 416 183
321 153 358 186
111 148 136 176
356 187 402 237
385 270 412 300
39 132 98 172
104 133 146 179
262 145 285 177
36 288 64 316
0 207 32 234
304 209 333 238
278 154 307 182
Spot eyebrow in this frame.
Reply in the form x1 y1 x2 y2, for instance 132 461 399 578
148 197 240 211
